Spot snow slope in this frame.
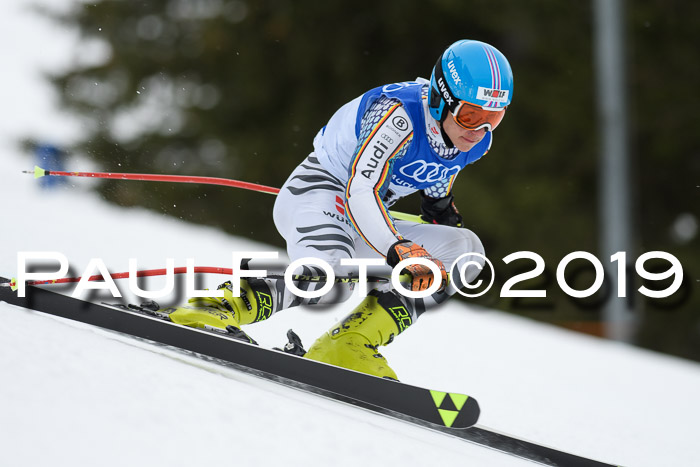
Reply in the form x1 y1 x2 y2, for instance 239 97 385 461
2 2 700 466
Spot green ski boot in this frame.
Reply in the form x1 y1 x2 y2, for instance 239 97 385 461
160 278 274 344
304 290 413 380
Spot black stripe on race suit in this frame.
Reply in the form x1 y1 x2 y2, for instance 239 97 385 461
285 265 338 307
296 223 348 234
287 184 343 196
298 166 344 185
287 265 317 308
290 174 345 187
298 233 355 250
303 265 327 306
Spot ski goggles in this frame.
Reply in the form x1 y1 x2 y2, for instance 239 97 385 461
432 56 507 132
451 101 506 132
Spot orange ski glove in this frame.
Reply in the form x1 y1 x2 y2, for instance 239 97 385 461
386 240 447 293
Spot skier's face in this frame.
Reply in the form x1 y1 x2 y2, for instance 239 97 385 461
442 117 488 152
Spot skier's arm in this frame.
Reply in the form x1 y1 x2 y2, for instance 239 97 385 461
345 97 447 292
344 98 413 256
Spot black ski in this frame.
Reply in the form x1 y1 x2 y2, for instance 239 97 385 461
0 277 478 430
0 277 620 466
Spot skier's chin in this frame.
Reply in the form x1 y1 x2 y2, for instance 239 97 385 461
455 137 479 151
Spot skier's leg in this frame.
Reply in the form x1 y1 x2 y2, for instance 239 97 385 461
347 219 485 319
161 155 358 335
388 220 486 315
269 153 360 310
304 221 484 379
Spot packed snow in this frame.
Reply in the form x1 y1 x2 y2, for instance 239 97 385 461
2 1 700 466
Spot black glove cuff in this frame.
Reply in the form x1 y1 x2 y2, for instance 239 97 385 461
386 239 412 268
420 192 454 217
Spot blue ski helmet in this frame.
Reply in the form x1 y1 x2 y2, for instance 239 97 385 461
429 40 514 131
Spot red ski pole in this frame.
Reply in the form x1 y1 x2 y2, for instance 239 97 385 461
2 266 400 291
2 267 232 291
25 166 424 223
26 166 280 195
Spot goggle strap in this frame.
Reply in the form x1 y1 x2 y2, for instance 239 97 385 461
431 55 459 117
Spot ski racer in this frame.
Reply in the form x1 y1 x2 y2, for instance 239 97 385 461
161 39 514 380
